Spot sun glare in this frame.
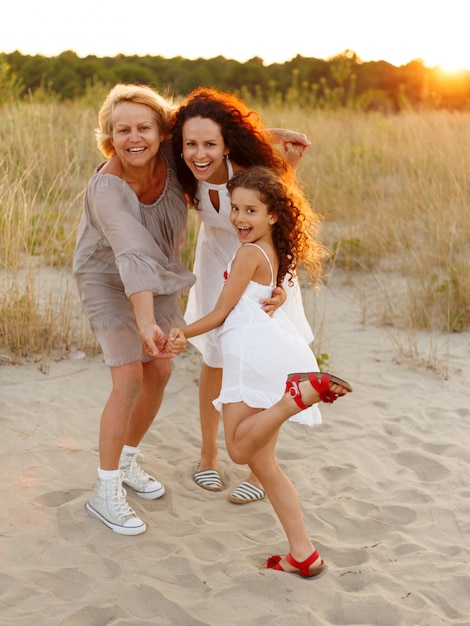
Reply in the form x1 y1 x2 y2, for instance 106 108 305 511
435 62 468 75
423 51 470 75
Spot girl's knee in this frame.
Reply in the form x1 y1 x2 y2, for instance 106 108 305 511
226 445 249 465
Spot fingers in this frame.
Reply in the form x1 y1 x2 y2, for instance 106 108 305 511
143 339 176 359
140 326 187 358
260 285 285 316
142 341 160 359
278 130 311 149
167 328 187 355
284 141 310 158
261 306 275 317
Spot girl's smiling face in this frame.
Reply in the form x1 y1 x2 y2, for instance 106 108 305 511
182 116 230 184
229 186 277 244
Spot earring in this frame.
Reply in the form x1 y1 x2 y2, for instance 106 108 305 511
181 153 184 159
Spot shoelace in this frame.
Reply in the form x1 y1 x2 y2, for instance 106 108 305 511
111 485 136 517
127 456 152 486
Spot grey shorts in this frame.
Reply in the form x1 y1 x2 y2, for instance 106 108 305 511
75 273 184 367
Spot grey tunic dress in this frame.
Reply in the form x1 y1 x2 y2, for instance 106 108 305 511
73 142 195 367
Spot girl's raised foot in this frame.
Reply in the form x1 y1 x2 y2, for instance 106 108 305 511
286 372 352 409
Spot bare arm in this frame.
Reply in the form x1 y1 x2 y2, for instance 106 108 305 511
168 246 261 350
185 248 257 337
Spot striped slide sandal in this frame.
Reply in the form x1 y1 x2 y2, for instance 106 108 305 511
229 481 266 504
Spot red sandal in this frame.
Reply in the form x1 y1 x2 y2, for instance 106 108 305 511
286 372 352 409
266 550 327 578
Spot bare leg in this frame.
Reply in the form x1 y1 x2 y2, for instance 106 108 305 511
125 359 171 446
198 362 263 490
223 402 319 570
99 359 171 470
249 443 317 566
198 363 222 471
221 378 350 569
224 378 349 465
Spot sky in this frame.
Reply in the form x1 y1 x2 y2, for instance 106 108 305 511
2 0 469 72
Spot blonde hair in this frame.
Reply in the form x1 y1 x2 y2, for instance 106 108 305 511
95 83 176 158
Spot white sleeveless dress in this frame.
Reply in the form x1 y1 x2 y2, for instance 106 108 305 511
184 158 314 369
213 244 322 426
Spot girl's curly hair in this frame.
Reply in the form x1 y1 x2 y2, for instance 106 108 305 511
172 87 291 207
227 166 326 286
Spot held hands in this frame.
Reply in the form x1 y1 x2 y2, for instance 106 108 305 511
167 328 187 355
139 323 177 359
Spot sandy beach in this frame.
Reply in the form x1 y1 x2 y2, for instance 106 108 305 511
1 273 469 626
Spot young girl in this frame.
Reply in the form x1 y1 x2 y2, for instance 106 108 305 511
166 166 352 577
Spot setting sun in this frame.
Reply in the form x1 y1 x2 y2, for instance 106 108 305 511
435 63 468 75
422 45 470 74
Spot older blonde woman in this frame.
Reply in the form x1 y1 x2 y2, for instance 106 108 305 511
73 84 195 534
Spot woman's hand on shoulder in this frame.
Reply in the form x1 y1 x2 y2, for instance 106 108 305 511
282 141 308 168
271 129 310 159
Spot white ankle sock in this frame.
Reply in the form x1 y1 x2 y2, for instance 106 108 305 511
98 468 120 480
122 445 139 455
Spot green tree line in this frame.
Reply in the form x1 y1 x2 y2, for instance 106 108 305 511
2 49 470 110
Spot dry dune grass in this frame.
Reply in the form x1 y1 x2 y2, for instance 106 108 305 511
1 97 469 372
264 106 470 331
1 100 100 369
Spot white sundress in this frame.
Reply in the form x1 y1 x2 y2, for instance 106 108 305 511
213 244 322 426
184 158 314 369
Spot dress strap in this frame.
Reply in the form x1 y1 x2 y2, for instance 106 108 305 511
243 243 275 287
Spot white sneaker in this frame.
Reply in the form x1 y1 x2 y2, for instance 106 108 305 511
119 448 165 500
86 474 146 535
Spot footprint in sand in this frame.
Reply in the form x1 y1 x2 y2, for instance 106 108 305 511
394 450 450 482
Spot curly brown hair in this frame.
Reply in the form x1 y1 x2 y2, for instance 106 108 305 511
172 87 292 207
227 167 326 286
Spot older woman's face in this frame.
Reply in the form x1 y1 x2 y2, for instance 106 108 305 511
182 116 230 184
111 101 162 167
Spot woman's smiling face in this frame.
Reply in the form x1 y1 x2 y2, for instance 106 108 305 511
181 116 230 184
111 101 162 167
